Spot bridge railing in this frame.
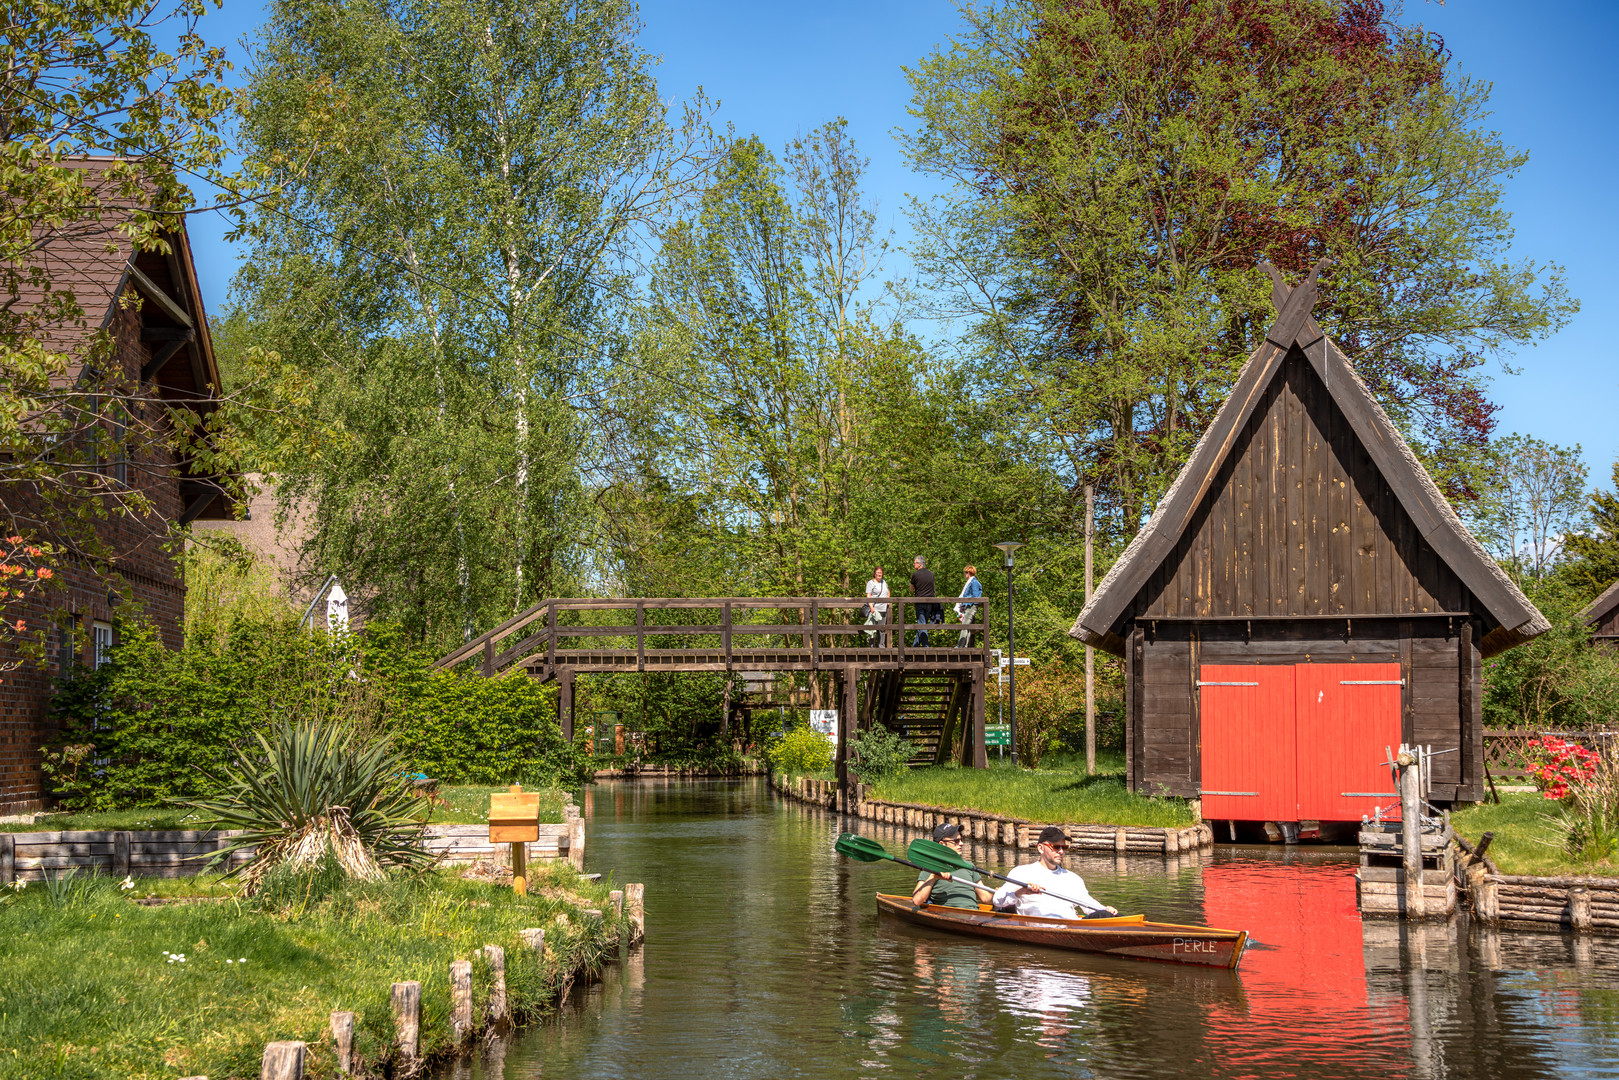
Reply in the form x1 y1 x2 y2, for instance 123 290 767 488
435 596 990 675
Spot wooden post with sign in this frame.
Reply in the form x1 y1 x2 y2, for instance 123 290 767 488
489 785 541 896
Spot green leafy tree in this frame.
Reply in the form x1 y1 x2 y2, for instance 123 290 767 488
228 0 710 645
1472 434 1589 582
902 0 1577 547
1564 462 1619 596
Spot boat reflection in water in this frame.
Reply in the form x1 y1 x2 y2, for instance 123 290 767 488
443 779 1619 1080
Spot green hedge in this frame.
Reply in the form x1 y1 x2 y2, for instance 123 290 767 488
43 617 590 811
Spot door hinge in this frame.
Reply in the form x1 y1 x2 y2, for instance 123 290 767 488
1200 791 1259 796
1340 680 1404 685
1197 681 1259 687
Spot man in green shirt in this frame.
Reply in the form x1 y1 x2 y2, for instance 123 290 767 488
912 823 995 908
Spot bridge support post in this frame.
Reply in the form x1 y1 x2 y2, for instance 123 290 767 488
961 666 987 768
559 669 576 743
837 666 858 807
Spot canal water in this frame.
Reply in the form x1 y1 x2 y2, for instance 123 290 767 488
450 777 1619 1079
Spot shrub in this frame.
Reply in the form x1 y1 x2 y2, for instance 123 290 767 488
845 725 913 784
768 726 833 775
187 722 430 893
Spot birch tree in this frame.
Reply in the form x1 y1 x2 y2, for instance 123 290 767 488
229 0 709 643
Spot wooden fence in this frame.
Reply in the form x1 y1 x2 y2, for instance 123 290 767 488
773 772 1213 854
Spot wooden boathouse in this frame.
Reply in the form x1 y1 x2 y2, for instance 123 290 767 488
1580 581 1619 651
1068 265 1548 826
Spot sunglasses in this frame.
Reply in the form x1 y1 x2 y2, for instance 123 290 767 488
1041 842 1070 852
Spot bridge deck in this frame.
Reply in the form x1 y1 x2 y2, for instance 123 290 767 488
437 596 994 774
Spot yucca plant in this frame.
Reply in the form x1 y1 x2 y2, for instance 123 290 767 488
187 723 431 893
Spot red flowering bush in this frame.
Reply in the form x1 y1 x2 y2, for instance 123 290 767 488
1523 735 1601 800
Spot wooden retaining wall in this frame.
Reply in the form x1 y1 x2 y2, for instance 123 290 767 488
770 772 1213 854
0 803 588 883
1466 867 1619 934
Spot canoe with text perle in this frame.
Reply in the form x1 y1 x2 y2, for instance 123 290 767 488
876 893 1249 969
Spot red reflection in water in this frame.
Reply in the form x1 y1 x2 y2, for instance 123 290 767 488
1202 860 1410 1077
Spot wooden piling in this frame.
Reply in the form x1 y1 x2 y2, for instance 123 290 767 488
609 889 624 919
482 945 507 1022
626 883 645 943
390 981 421 1062
1114 828 1127 854
1570 888 1593 932
0 834 12 885
328 1011 354 1073
520 927 546 964
112 831 130 877
450 959 473 1042
1398 750 1425 919
260 1041 306 1080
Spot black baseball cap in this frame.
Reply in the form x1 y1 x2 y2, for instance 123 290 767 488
1037 826 1070 846
932 822 963 841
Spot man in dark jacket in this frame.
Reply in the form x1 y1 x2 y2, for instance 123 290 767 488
910 555 942 647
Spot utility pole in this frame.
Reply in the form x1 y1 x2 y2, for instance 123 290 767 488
1085 484 1095 776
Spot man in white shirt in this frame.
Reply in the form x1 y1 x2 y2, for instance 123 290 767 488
992 826 1118 920
863 566 890 646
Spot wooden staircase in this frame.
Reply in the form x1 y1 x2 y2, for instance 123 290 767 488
863 670 972 767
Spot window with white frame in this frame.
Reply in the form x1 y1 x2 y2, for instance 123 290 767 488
92 621 113 669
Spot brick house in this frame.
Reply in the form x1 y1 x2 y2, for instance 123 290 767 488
0 160 231 813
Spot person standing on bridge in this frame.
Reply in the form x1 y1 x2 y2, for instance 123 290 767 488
954 565 982 648
910 555 941 647
863 566 890 646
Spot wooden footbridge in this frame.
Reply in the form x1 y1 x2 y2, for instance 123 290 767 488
436 596 991 786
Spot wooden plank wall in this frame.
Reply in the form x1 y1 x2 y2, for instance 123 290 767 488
1132 353 1472 622
1134 621 1480 803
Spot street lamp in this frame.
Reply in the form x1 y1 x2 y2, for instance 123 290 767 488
993 541 1025 766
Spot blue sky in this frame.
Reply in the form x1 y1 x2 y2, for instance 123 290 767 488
186 0 1618 486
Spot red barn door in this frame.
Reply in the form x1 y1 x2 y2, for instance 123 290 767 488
1294 663 1403 822
1198 665 1296 822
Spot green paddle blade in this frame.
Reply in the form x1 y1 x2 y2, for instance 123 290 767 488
835 833 893 863
907 837 977 874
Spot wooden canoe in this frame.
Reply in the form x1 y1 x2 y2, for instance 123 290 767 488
876 893 1249 969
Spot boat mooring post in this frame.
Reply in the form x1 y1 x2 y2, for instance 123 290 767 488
1397 744 1425 919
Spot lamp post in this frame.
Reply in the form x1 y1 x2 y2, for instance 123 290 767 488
993 541 1025 766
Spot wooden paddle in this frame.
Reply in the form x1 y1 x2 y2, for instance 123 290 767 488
906 837 1110 915
834 833 983 888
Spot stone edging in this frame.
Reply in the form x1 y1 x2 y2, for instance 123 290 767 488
769 771 1213 854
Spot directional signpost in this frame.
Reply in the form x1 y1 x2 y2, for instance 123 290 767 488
985 723 1011 760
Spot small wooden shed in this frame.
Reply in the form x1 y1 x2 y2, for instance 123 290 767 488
1069 267 1547 822
1579 581 1619 651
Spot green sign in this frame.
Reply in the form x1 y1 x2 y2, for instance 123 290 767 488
984 724 1011 746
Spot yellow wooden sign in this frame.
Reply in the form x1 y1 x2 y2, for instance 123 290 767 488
489 790 541 843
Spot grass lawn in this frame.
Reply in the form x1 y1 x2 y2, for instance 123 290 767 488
1451 792 1619 878
867 752 1196 829
0 861 625 1080
1 785 568 833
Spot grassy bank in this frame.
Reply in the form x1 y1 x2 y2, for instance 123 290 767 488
1452 793 1619 878
866 755 1196 829
0 861 624 1080
0 785 567 833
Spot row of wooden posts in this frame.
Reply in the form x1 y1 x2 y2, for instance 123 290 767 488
772 772 1214 854
205 885 646 1080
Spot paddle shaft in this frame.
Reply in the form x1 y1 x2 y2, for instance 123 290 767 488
906 838 1108 914
978 867 1106 915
